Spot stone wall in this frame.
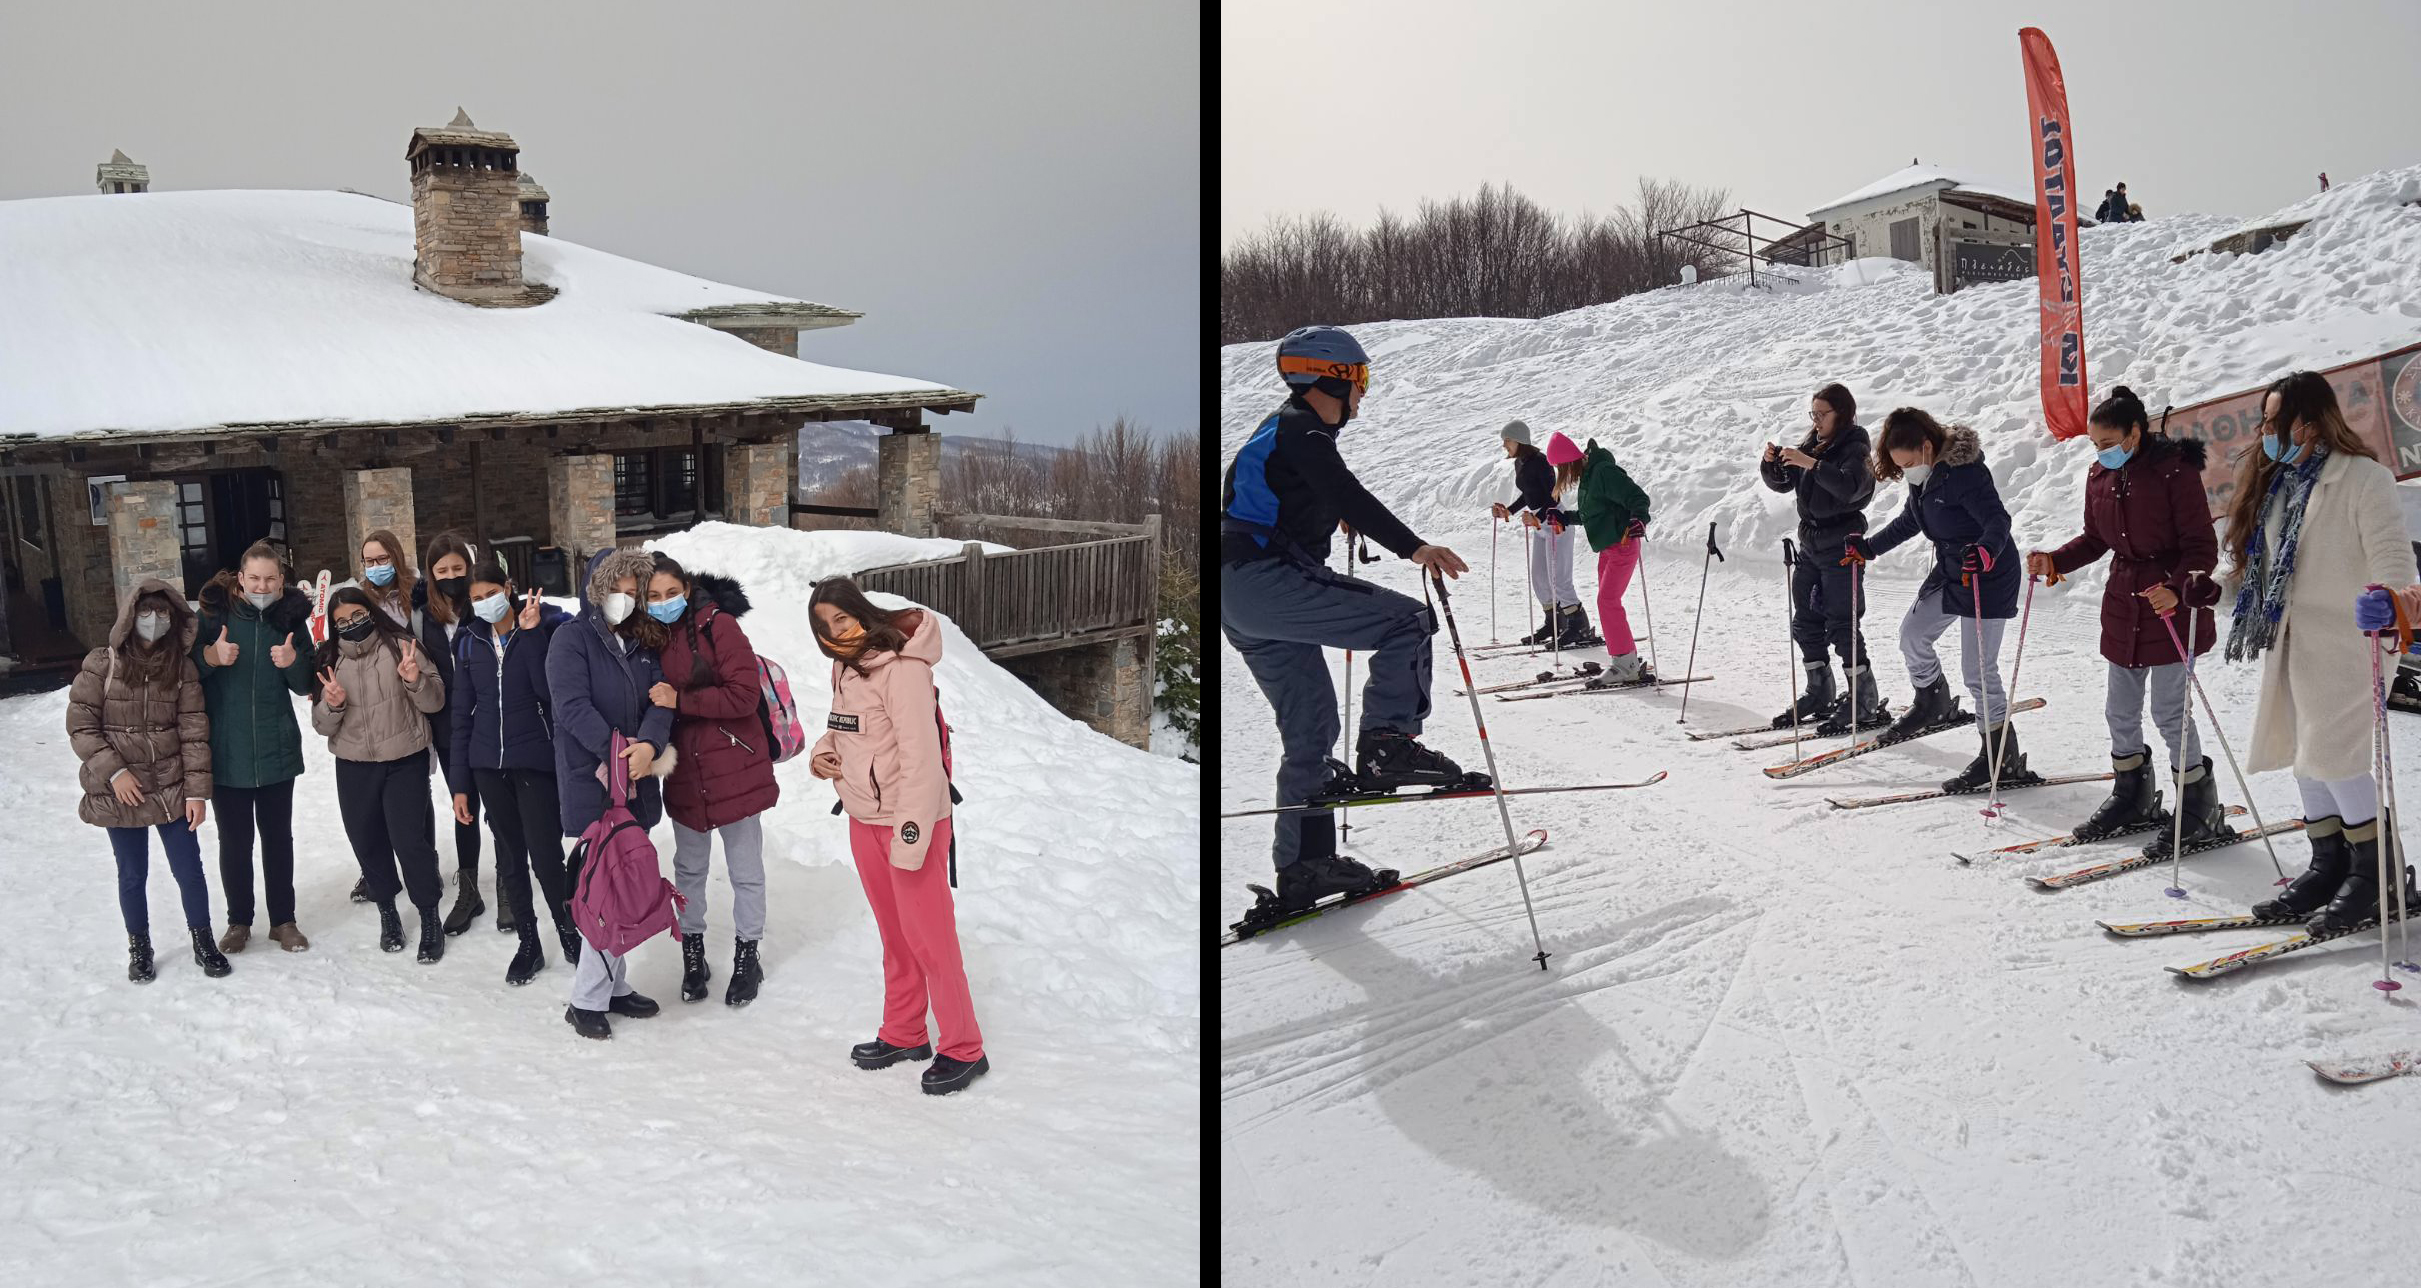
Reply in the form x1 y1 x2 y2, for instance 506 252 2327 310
58 481 119 647
725 440 792 528
412 160 529 304
997 635 1151 749
723 327 797 357
105 481 183 610
877 429 941 537
547 454 616 571
341 467 418 580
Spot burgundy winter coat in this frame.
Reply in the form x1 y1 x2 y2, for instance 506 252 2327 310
2047 434 2221 668
659 573 780 832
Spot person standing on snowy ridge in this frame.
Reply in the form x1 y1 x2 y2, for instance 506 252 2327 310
1491 421 1587 646
2024 386 2227 855
2221 372 2416 934
1842 409 2041 792
1761 383 1884 733
1220 324 1476 914
1545 430 1651 680
2094 182 2129 224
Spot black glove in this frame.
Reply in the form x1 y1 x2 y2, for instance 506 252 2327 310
1839 533 1874 565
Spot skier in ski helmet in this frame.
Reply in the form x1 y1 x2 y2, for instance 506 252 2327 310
2024 386 2227 856
1760 383 1884 734
1220 324 1475 914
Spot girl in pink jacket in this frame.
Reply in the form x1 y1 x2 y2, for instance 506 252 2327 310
808 577 987 1095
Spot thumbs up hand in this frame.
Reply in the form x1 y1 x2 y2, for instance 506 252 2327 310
208 626 240 667
269 632 297 668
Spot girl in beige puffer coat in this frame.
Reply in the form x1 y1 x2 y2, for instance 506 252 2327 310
311 587 449 963
66 578 227 983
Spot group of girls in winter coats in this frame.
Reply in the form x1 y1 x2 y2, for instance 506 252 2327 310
1491 423 1655 683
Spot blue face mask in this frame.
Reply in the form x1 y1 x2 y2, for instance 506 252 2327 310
647 595 687 624
363 563 395 587
2262 433 2306 465
2096 442 2134 470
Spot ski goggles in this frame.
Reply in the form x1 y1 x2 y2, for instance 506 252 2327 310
1277 356 1370 394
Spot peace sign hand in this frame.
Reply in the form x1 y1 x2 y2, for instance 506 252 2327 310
396 639 421 684
319 667 348 709
518 594 542 630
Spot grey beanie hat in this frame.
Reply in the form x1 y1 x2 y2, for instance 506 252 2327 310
1500 420 1532 446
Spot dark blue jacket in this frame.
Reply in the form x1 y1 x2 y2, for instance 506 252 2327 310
545 552 674 837
1868 424 2020 618
1220 395 1426 566
446 602 572 793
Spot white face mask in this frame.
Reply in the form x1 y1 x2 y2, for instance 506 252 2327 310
134 612 170 643
244 589 278 610
602 592 636 625
473 592 512 624
1902 462 1934 488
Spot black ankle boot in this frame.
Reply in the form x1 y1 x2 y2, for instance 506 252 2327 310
565 1005 612 1040
2076 752 2162 841
851 1037 934 1069
557 920 583 967
376 900 406 953
725 939 763 1008
189 926 232 978
127 933 156 984
681 934 712 1002
2253 818 2349 918
505 922 546 986
415 908 445 964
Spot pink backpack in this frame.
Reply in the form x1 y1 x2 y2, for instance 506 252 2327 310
706 615 805 764
568 731 685 955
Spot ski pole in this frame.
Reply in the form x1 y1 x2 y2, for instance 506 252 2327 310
1339 534 1359 845
1490 516 1501 645
2371 635 2403 992
1781 538 1802 759
1637 531 1658 677
1971 572 2004 814
2163 602 2199 898
2154 607 2288 882
1426 567 1553 971
1677 522 1725 724
1848 537 1865 737
2384 597 2419 974
1524 521 1535 647
1548 517 1562 672
1982 573 2038 822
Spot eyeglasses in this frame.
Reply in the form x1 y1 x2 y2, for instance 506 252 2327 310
333 612 370 629
1277 356 1370 394
362 555 393 567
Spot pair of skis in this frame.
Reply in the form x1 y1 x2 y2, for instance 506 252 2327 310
1454 661 1602 697
1496 673 1711 703
1219 771 1670 819
2099 903 2413 981
1219 829 1550 947
1759 697 2046 779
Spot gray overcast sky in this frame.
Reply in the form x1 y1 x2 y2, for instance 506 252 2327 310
0 0 1198 449
1222 0 2421 247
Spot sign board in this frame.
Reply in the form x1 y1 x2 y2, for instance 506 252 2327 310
1948 239 2033 291
2170 339 2421 517
86 475 126 526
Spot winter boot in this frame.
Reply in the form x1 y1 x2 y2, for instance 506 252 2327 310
1554 603 1599 648
921 1053 992 1096
189 926 232 978
217 924 249 955
557 919 584 967
2076 752 2164 841
608 991 660 1018
564 1006 612 1041
376 900 406 953
349 877 370 904
268 922 310 952
505 922 546 987
680 934 712 1002
1276 854 1396 913
2252 817 2349 919
725 939 763 1008
1815 665 1889 736
494 876 516 934
1355 729 1485 794
1772 661 1838 729
2305 819 2405 935
415 908 446 964
1588 651 1648 687
851 1038 934 1069
442 874 485 937
127 933 155 984
1881 677 1958 744
2142 758 2227 858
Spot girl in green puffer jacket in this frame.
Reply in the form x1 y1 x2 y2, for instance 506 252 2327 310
1542 430 1654 683
192 540 321 956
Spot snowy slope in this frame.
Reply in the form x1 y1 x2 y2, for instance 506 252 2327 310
1220 167 2421 1286
0 526 1197 1287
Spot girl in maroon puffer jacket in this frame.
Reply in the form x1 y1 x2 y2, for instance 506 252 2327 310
647 555 779 1008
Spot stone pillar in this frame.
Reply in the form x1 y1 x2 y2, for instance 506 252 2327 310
107 481 185 604
724 439 792 528
341 468 417 576
1105 635 1150 749
547 454 616 567
723 327 797 357
877 429 941 537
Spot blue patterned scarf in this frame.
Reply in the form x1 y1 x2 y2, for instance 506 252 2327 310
2225 448 2327 663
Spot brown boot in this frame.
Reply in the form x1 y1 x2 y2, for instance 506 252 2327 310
217 924 250 955
268 922 310 952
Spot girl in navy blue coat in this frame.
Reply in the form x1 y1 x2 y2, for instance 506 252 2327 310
1843 409 2040 792
546 547 677 1040
447 553 575 985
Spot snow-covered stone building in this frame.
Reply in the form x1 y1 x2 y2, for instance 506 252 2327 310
1805 161 2065 293
0 112 977 665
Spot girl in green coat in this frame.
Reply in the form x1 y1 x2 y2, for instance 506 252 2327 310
1543 431 1653 682
191 540 321 954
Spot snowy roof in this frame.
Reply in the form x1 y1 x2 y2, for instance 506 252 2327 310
0 188 977 440
1807 163 2037 221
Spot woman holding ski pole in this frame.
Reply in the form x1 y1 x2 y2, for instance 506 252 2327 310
2026 386 2227 853
1761 383 1883 733
2222 372 2414 933
1493 421 1590 648
1540 430 1650 684
1841 409 2035 789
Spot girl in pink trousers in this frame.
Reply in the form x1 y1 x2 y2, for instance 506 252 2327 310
808 576 989 1095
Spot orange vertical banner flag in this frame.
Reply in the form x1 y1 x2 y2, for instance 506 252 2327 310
2020 27 2089 440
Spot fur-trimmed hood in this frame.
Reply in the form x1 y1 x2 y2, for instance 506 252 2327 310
1938 424 1984 469
583 547 658 613
688 571 751 618
2145 432 2207 472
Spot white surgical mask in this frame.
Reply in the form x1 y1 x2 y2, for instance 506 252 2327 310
603 592 636 625
474 593 512 624
244 590 278 610
134 612 170 643
1902 463 1934 489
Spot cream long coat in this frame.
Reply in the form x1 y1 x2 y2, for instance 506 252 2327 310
2240 450 2412 780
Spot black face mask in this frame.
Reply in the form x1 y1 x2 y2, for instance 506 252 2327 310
434 576 470 605
337 617 378 642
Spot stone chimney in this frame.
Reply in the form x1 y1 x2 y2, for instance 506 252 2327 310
96 149 149 194
406 108 551 306
516 171 550 236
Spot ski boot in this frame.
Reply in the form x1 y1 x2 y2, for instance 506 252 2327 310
1586 651 1648 687
1814 665 1889 737
1771 661 1837 729
2393 665 2421 714
2142 757 2227 858
1355 729 1488 795
2074 751 2163 841
1518 610 1557 646
2305 819 2398 935
1880 677 1956 745
1231 854 1405 937
2251 817 2347 919
1941 721 2043 793
1553 604 1600 650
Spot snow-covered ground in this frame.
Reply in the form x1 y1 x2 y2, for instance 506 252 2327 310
1219 166 2421 1285
0 525 1199 1287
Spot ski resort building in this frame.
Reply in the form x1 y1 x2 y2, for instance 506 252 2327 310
1805 161 2062 294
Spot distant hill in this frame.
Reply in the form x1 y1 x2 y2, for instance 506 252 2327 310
796 421 1069 497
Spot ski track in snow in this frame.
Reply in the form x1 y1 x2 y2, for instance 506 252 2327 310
1 524 1198 1288
1220 167 2421 1288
